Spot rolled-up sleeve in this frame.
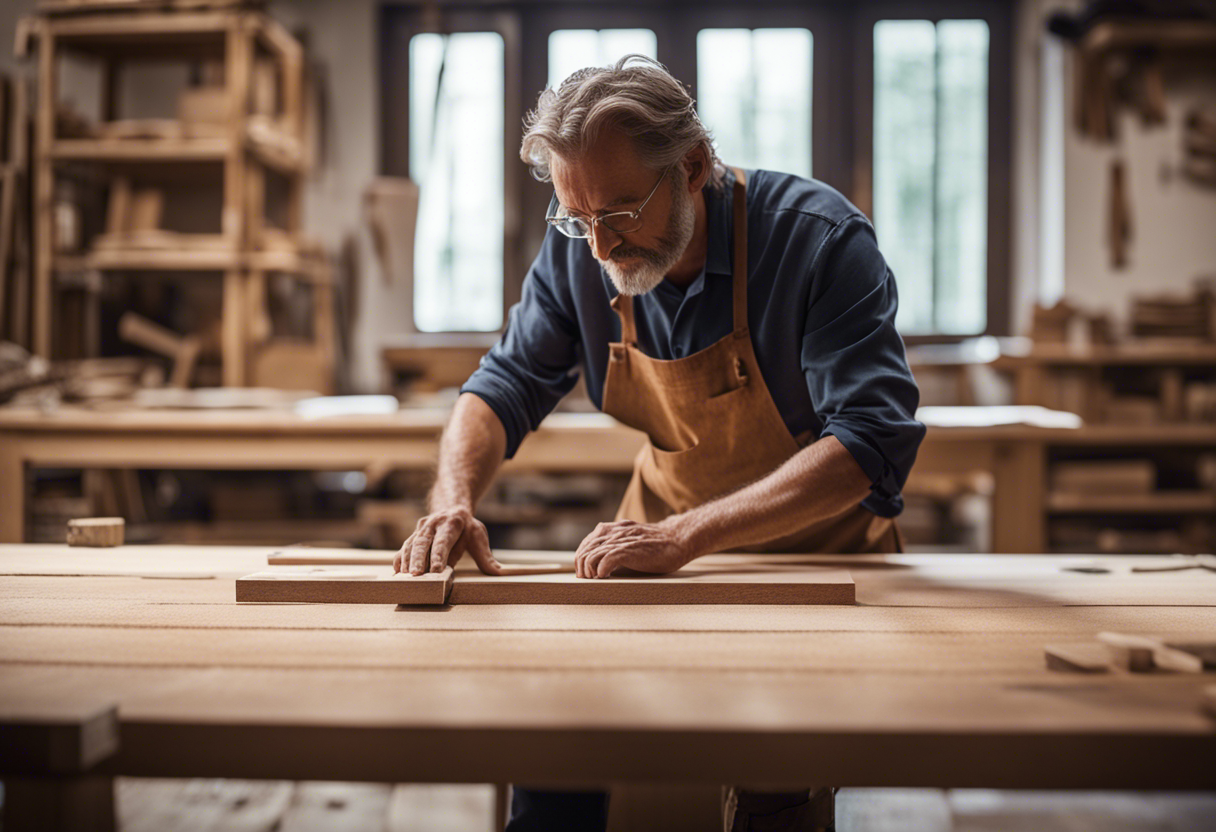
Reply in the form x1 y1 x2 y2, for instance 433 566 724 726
460 237 581 458
801 215 925 516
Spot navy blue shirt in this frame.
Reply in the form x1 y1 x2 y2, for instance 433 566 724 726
461 169 924 517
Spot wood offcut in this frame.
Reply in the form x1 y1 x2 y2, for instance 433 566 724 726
236 566 454 605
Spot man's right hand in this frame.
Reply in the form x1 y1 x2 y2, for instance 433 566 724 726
393 507 504 576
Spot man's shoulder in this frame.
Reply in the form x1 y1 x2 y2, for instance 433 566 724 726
746 169 870 230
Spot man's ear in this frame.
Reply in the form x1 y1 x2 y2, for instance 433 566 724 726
683 145 711 193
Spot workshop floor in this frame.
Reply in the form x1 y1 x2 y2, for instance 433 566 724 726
101 780 1216 830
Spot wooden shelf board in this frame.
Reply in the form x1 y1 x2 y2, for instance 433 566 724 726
1047 490 1216 514
49 130 302 171
52 137 228 163
1083 20 1216 53
992 341 1216 368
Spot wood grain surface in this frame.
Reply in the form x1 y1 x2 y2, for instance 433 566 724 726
2 546 1215 790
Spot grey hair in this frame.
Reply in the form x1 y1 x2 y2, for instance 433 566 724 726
521 54 725 188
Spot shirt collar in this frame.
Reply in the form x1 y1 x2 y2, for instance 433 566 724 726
703 167 736 277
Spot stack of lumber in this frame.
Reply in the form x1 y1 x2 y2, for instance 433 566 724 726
1185 108 1216 188
1050 459 1155 495
0 342 156 408
1130 280 1215 341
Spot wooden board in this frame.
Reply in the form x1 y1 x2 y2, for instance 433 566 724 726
236 566 453 605
238 564 853 606
449 568 855 606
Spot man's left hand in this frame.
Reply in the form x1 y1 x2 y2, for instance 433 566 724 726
574 519 695 578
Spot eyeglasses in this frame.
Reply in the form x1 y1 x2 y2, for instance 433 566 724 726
546 165 672 239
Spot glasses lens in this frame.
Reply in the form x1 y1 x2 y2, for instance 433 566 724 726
547 194 591 238
601 214 643 235
554 218 590 238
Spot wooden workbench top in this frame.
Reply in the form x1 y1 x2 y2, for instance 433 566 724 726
1 546 1214 788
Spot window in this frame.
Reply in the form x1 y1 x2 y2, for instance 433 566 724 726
696 28 813 178
548 29 658 91
409 32 505 332
873 19 989 335
381 3 1010 337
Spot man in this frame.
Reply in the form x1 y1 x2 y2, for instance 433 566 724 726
393 56 924 831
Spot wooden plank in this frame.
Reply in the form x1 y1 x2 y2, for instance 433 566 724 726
238 564 852 606
236 566 454 605
449 568 855 606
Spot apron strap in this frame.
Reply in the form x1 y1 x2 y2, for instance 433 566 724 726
729 167 749 337
610 292 638 347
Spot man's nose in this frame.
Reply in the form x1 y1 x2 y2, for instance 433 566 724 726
588 222 620 261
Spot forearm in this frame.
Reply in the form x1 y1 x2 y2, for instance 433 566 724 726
428 393 508 513
666 435 873 556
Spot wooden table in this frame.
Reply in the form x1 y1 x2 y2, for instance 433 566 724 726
4 406 1216 552
1 545 1213 830
0 407 646 543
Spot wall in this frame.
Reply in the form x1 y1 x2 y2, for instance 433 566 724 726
1022 0 1216 332
6 1 1215 382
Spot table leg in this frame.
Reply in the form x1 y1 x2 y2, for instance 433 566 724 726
2 776 115 832
0 444 25 542
992 441 1046 553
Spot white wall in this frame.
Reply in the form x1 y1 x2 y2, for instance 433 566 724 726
1020 0 1216 333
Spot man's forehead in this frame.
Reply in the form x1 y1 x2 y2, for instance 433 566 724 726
551 150 652 212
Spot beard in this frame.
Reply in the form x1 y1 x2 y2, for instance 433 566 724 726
599 172 696 297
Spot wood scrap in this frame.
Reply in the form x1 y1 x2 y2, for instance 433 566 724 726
1097 631 1208 673
1044 642 1110 673
1097 631 1156 671
66 517 124 548
117 312 200 388
236 566 454 606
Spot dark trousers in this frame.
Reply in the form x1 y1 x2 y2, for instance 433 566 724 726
506 786 835 831
506 788 610 832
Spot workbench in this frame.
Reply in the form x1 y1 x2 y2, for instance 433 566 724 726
1 545 1213 830
3 406 1216 551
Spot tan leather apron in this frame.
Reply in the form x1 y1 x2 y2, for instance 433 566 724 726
601 168 900 555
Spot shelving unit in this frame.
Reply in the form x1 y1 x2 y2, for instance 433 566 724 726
24 3 332 389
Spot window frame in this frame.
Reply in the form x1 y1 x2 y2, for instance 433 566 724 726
379 0 1014 341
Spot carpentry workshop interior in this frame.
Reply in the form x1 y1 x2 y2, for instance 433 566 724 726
1 0 1215 829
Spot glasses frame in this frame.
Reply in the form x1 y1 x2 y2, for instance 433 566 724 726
545 164 673 239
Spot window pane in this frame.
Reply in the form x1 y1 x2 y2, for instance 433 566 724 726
936 20 988 335
409 32 504 332
548 29 657 91
697 28 812 178
873 19 988 335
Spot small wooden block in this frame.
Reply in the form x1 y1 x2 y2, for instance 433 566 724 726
1151 644 1205 674
1045 643 1110 673
1202 686 1216 720
1165 640 1216 670
66 518 124 548
1096 631 1158 673
236 566 454 605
